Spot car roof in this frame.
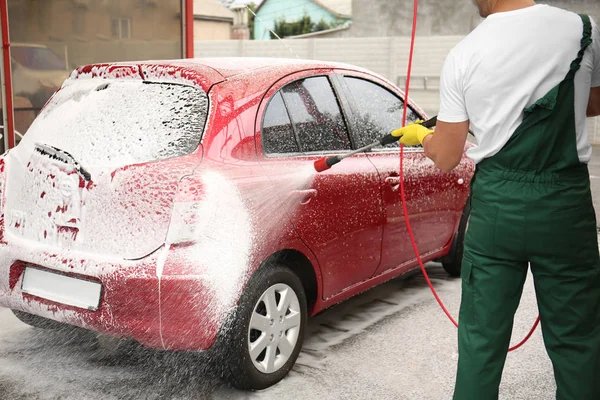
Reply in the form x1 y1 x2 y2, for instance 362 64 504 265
70 57 377 92
189 57 367 79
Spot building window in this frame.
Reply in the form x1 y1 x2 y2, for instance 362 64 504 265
111 17 131 39
73 7 86 35
37 1 52 33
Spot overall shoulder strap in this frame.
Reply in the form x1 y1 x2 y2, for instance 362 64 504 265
567 14 593 79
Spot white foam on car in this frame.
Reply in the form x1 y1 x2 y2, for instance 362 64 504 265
19 77 206 169
3 77 206 260
71 64 208 88
158 170 255 324
155 165 317 333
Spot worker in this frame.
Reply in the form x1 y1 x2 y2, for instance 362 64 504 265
392 0 600 399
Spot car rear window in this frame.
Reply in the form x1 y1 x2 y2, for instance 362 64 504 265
281 77 351 153
261 76 351 155
20 78 208 168
262 92 299 154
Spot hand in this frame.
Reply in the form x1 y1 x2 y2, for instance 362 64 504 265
391 121 434 146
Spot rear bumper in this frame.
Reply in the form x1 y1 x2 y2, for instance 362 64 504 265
0 238 230 351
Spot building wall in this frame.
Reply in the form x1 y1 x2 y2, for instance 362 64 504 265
8 0 183 67
5 0 184 140
313 0 600 39
9 0 182 43
254 0 345 40
194 20 233 40
543 0 600 22
308 0 481 38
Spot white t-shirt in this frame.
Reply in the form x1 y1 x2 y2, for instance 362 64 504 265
438 4 600 164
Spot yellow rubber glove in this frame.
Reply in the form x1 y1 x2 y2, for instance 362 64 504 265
391 121 434 146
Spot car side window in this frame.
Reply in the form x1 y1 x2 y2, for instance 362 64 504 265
280 77 351 153
262 92 299 154
344 77 420 149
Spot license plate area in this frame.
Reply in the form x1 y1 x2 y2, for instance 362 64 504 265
21 266 102 311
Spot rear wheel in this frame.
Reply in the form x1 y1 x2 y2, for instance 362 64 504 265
222 265 307 390
442 200 470 277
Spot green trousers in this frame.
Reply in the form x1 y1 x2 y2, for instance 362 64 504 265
454 168 600 400
453 14 600 400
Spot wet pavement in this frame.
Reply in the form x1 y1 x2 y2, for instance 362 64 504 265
1 147 600 399
0 265 552 400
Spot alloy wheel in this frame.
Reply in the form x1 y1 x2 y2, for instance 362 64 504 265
247 283 302 374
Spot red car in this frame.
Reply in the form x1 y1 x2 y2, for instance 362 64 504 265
0 58 473 389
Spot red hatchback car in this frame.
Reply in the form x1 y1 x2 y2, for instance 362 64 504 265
0 58 473 389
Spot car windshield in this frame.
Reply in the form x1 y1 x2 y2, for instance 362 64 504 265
20 78 208 168
11 46 66 71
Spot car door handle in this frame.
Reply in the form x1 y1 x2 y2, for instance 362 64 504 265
289 189 318 205
385 177 400 186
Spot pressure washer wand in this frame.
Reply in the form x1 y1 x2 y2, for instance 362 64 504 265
314 116 437 172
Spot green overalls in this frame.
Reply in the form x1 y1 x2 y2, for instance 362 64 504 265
453 14 600 400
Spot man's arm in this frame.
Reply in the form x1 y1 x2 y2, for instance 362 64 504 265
431 50 470 172
422 121 470 172
588 87 600 117
391 50 470 172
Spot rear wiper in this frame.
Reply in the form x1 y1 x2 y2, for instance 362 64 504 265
33 143 92 181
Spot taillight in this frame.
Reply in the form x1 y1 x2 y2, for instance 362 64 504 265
166 174 204 246
165 201 202 245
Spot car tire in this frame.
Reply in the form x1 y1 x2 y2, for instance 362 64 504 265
11 309 71 330
442 200 470 277
221 264 307 390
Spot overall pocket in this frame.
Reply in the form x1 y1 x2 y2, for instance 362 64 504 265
464 197 498 256
459 257 475 324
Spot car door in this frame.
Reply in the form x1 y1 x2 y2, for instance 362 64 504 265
333 72 470 277
256 72 384 300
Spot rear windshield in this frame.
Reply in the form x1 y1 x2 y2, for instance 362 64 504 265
21 78 208 168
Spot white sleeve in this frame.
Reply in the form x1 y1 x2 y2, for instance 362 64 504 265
437 51 469 123
592 18 600 88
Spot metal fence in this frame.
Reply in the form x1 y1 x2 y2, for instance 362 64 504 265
195 36 600 144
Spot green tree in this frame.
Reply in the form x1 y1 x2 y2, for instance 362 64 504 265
270 15 341 39
247 2 257 40
313 18 333 32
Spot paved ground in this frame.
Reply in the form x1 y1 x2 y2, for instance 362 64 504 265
1 147 599 400
0 266 550 400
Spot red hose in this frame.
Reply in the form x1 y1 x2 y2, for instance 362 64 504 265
400 0 540 352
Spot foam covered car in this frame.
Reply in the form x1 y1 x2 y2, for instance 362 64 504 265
0 58 473 389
